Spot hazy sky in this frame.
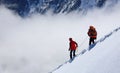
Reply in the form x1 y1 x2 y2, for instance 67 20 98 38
0 3 120 73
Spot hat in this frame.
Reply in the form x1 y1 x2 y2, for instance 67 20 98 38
69 38 72 41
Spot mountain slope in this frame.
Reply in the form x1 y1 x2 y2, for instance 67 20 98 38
52 27 120 73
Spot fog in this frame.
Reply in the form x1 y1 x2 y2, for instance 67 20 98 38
0 3 120 73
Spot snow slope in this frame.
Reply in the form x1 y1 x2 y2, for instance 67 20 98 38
52 27 120 73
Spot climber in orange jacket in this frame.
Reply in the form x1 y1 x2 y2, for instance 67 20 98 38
87 26 97 45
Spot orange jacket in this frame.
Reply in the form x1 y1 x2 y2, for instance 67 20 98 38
88 26 97 39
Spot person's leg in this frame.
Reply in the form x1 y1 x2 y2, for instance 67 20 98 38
89 38 92 45
70 50 73 59
91 38 95 44
73 50 76 57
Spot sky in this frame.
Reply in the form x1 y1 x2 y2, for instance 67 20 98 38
0 2 120 73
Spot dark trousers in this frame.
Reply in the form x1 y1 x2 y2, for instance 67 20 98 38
70 50 76 59
89 38 95 45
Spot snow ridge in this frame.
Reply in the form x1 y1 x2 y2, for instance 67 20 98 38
49 26 120 73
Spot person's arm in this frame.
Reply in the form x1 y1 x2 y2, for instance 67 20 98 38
75 42 78 48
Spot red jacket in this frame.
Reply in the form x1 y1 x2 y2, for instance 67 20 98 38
69 40 78 50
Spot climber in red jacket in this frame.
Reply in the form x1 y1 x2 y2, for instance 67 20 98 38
69 38 78 59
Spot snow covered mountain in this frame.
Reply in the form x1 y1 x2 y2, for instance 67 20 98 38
0 0 118 17
51 27 120 73
0 0 120 73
